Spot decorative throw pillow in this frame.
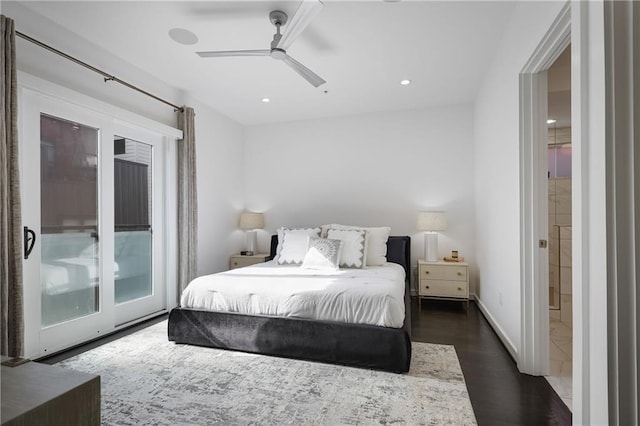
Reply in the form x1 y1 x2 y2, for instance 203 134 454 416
326 228 367 268
301 238 343 271
277 228 321 265
325 224 390 266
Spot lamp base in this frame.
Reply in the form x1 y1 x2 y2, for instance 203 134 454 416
246 230 257 255
424 232 438 262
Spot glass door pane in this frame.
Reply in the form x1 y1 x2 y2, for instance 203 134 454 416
40 114 99 326
114 136 153 304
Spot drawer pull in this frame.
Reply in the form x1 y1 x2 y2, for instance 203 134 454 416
425 271 430 274
458 287 462 291
457 272 462 276
426 286 430 289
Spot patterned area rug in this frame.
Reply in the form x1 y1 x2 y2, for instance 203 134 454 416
57 321 477 425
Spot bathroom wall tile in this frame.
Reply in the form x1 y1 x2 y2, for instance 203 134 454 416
561 294 573 324
549 238 559 266
560 266 572 294
549 214 557 229
550 310 561 322
560 226 572 240
555 178 572 195
549 264 559 284
548 178 556 194
556 214 572 226
556 194 572 214
548 194 557 214
560 239 572 266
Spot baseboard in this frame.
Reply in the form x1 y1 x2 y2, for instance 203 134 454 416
472 294 519 363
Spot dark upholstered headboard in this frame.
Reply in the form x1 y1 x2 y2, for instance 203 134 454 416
269 235 411 279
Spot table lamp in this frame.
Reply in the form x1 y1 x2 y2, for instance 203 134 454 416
239 212 264 256
417 211 446 262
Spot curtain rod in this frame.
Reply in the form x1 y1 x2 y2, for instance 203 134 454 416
16 30 184 113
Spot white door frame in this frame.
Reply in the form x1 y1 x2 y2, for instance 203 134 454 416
19 72 181 359
518 2 570 376
520 1 615 424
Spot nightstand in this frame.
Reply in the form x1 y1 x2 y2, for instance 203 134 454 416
418 260 469 308
229 253 270 270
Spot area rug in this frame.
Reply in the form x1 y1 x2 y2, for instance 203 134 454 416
57 320 477 425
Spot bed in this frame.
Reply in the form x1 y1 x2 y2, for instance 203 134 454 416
168 235 411 373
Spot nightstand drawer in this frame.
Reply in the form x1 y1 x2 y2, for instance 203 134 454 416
420 264 467 281
230 254 269 269
419 280 467 298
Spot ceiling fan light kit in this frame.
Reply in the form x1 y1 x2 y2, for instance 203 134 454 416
196 0 326 88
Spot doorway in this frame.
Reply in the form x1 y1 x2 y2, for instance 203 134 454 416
545 45 573 410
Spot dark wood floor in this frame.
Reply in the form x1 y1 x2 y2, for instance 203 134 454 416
412 299 572 426
42 300 571 425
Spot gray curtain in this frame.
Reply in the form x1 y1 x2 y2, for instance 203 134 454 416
1 14 24 357
177 107 197 296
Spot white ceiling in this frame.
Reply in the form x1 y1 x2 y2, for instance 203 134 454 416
13 1 517 126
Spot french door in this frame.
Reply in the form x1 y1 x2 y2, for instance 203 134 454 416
21 86 177 358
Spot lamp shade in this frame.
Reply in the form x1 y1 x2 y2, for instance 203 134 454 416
239 212 265 230
417 211 446 232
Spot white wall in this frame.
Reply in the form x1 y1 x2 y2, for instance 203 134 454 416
473 1 566 355
244 105 476 292
185 96 246 276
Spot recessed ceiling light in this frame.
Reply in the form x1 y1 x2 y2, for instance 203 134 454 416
400 79 411 86
261 98 271 103
547 119 557 124
168 28 198 45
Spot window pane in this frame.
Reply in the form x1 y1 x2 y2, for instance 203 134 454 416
40 114 99 326
114 136 153 304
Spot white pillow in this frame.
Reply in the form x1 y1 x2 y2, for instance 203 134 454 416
324 224 391 266
276 228 321 265
301 238 343 271
326 228 367 268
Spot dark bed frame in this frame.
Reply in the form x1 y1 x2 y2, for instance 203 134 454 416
167 235 412 373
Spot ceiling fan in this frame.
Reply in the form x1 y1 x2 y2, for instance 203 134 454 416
196 0 326 88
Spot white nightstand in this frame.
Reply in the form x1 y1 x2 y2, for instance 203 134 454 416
418 260 469 309
229 253 270 270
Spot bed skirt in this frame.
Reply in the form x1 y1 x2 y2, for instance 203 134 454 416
167 307 412 373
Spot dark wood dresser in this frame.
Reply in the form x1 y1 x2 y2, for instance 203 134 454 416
1 357 100 425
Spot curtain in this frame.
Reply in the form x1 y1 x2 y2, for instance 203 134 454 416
1 15 24 357
177 107 197 296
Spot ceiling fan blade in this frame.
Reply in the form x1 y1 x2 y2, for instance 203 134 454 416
197 49 270 58
282 55 326 88
276 0 324 51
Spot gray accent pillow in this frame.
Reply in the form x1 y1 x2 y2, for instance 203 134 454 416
301 238 344 271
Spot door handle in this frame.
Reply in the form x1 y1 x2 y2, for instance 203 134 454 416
24 226 36 259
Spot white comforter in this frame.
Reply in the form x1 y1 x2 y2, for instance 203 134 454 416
180 261 406 328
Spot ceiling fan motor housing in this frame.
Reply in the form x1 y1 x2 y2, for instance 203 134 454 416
269 10 288 27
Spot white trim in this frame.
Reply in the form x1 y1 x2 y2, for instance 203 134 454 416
474 296 519 361
571 1 611 423
18 72 183 140
518 2 571 376
164 136 179 309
